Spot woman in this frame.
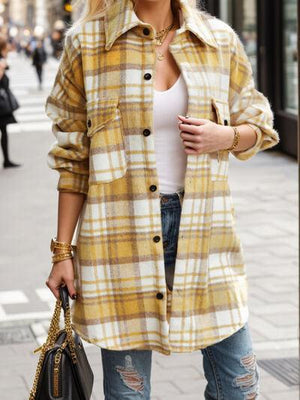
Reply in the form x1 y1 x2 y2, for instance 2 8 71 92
0 34 21 168
45 0 279 398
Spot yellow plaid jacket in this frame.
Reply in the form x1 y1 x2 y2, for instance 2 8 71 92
46 0 279 354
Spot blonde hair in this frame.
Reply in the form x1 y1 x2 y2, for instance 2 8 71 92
70 0 197 32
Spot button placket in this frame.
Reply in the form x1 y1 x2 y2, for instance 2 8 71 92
143 59 164 299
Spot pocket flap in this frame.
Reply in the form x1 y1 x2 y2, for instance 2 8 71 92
211 97 230 126
210 98 230 181
87 97 119 136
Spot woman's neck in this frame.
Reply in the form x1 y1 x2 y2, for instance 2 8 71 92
133 0 179 32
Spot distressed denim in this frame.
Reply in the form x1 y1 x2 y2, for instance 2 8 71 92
101 189 260 400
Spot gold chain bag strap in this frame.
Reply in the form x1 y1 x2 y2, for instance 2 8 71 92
28 286 94 400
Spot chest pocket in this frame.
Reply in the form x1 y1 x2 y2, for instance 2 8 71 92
86 97 127 184
209 97 231 181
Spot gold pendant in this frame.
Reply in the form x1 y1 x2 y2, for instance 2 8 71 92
157 51 164 61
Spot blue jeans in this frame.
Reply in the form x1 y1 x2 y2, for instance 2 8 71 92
101 190 260 399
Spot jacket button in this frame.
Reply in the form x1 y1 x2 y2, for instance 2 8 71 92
87 119 92 128
149 184 157 192
163 240 169 248
156 292 164 300
143 129 151 136
143 27 150 36
144 73 152 80
153 235 160 242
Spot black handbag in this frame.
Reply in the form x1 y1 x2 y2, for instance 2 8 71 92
0 86 19 116
29 286 94 400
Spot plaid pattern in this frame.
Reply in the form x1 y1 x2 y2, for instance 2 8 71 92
45 0 280 354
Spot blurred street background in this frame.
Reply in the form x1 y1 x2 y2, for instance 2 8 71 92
0 1 298 400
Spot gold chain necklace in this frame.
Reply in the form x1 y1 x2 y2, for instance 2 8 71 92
155 19 175 61
155 21 174 45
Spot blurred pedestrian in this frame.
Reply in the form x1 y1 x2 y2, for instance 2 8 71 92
0 34 21 168
32 40 47 90
51 30 64 59
25 42 32 58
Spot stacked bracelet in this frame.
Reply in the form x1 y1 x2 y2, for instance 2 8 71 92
226 126 240 151
50 237 76 264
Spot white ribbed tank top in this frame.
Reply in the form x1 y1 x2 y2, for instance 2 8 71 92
153 73 188 193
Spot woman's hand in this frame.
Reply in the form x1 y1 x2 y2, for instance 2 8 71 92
178 115 234 155
46 258 77 300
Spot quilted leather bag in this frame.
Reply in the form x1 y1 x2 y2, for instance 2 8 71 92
28 286 94 400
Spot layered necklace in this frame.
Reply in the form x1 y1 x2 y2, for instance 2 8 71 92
154 17 176 61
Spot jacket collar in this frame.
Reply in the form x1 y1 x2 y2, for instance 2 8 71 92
104 0 218 51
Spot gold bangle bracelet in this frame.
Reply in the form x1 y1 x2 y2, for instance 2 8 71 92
52 254 73 261
52 250 72 257
52 251 72 257
52 252 73 263
226 126 240 151
50 238 76 253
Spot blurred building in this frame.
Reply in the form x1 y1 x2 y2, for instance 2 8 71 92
47 0 66 32
35 0 47 31
47 0 72 28
2 1 72 39
9 0 39 30
202 0 298 158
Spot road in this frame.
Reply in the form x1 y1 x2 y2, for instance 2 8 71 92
0 52 298 400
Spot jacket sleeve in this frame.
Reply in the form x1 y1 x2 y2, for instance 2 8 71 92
228 29 280 161
45 33 89 194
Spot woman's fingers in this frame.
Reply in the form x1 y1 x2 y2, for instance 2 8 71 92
182 140 201 150
184 147 199 154
180 131 201 142
179 123 200 136
64 279 77 300
177 115 209 126
46 277 60 299
178 119 210 139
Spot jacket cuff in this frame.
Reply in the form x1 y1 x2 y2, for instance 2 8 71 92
230 124 262 161
57 170 89 195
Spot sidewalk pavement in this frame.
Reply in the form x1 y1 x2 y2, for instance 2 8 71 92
0 53 298 400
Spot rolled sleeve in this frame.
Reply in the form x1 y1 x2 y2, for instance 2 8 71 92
228 30 280 161
45 33 89 194
57 170 89 194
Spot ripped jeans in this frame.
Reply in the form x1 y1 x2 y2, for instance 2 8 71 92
101 190 260 399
